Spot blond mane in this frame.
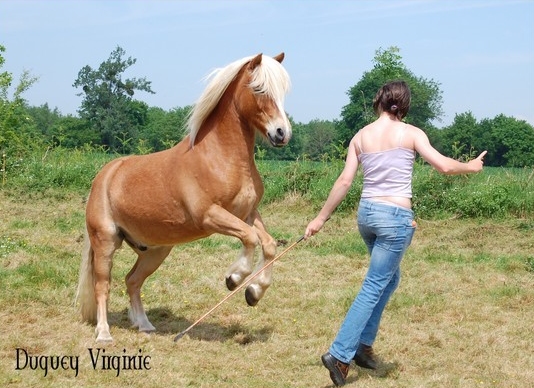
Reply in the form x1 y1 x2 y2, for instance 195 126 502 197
186 54 291 147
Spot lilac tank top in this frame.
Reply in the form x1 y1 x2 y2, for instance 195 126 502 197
359 147 415 198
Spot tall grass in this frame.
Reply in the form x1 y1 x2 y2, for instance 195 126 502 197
2 146 113 197
412 163 534 218
2 147 532 219
260 159 534 219
1 149 533 387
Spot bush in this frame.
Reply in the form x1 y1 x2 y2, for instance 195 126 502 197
261 160 533 219
2 149 532 219
2 146 113 196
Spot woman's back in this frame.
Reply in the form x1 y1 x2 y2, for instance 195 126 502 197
356 116 414 154
356 116 416 209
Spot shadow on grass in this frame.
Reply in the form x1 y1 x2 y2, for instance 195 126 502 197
356 360 400 379
318 360 400 387
108 307 273 343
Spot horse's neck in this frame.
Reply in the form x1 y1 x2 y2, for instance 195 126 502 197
200 102 257 158
193 116 259 183
194 73 257 161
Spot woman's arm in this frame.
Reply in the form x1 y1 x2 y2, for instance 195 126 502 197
304 136 360 238
412 126 486 175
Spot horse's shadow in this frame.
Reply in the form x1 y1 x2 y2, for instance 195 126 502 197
108 307 273 343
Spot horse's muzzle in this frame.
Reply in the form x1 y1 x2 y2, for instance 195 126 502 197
268 127 290 147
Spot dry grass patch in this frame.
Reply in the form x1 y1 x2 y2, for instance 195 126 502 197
1 192 533 387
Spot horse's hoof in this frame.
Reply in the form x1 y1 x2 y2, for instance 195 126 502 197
95 333 114 343
95 326 113 343
226 276 238 291
245 287 259 306
96 337 113 344
139 325 156 333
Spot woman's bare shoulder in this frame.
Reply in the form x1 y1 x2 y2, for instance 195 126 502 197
405 123 427 138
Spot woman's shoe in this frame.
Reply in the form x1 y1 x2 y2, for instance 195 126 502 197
321 352 349 386
353 344 378 370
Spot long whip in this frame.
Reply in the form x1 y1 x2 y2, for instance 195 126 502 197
174 235 304 341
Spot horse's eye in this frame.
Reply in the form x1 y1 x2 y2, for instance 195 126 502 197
252 86 266 95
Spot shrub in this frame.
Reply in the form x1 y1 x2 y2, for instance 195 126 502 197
2 149 532 219
2 146 112 196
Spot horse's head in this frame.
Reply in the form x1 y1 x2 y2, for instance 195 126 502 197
235 53 292 147
187 53 292 148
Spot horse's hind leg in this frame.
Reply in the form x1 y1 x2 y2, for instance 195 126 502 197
125 246 172 332
90 228 122 343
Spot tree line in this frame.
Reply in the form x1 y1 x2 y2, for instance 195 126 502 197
1 45 533 167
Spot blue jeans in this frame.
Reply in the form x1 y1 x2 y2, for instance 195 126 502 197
329 199 416 364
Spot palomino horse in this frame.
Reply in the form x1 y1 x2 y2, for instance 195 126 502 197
77 53 291 342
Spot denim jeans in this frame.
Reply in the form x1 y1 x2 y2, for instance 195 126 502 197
329 199 416 364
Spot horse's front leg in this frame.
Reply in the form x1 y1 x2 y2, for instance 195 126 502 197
244 210 277 306
225 244 256 291
202 205 260 295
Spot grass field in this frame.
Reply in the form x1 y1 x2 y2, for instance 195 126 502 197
0 190 532 387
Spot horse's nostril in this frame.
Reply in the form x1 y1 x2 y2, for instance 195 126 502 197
276 128 285 140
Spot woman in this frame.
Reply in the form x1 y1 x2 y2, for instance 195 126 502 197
304 81 486 386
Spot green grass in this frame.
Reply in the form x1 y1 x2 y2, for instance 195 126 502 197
0 148 533 387
3 147 113 196
260 160 534 219
1 193 532 387
0 235 27 258
3 148 532 218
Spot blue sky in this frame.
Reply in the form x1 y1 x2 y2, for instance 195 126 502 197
1 0 533 127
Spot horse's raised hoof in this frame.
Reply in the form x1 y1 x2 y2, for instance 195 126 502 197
225 276 238 291
245 286 259 306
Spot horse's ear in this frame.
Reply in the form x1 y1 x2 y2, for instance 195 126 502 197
249 53 263 70
273 52 285 63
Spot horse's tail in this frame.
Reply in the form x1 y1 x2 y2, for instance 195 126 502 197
75 227 97 323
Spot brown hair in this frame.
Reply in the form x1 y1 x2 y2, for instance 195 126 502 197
372 81 411 120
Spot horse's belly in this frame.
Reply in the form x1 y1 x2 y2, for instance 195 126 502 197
117 215 209 247
110 190 206 245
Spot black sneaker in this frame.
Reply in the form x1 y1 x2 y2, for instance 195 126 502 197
321 352 349 386
353 344 378 370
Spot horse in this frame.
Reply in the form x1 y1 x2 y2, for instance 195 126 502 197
76 52 292 342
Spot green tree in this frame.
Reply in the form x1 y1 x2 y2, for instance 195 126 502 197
139 106 190 152
440 112 480 157
25 103 61 144
73 46 154 153
24 104 100 149
338 46 443 145
482 115 534 167
299 119 337 161
0 45 39 155
52 115 98 148
440 112 534 167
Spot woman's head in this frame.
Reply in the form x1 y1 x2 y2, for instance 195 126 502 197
373 81 411 120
